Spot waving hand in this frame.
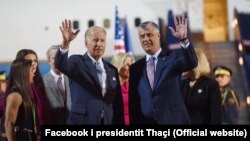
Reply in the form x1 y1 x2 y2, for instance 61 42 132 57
168 15 188 41
59 19 80 49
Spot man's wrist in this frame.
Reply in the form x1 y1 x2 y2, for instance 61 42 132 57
59 46 69 54
180 38 190 48
62 41 70 49
180 38 189 44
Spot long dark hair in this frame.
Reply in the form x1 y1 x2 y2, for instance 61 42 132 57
16 49 46 93
6 59 33 113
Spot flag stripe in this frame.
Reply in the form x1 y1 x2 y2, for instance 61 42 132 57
114 6 125 54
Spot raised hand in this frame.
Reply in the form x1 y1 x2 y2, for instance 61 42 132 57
168 15 188 41
59 19 80 49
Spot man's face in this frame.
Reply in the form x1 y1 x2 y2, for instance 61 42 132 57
138 25 160 55
48 48 60 74
215 74 231 87
85 30 106 60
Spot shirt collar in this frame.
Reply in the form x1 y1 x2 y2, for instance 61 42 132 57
87 53 103 64
146 48 162 62
50 70 64 80
87 53 105 71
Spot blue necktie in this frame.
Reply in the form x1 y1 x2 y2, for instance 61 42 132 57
147 56 155 89
95 62 103 87
95 62 106 96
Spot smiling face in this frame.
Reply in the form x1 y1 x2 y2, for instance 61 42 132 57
138 23 161 55
85 26 106 60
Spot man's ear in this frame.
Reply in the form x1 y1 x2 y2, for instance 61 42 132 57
85 40 87 45
157 32 160 38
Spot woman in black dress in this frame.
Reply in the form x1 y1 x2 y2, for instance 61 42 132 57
5 59 39 141
181 48 222 124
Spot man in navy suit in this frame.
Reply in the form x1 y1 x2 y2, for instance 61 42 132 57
55 19 124 125
129 15 198 124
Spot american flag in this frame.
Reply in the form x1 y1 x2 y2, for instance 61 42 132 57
114 6 125 54
124 16 134 55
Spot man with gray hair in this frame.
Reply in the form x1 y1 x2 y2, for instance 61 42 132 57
54 20 124 125
129 15 198 124
43 45 71 124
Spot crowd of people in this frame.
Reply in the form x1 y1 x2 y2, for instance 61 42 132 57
0 14 241 141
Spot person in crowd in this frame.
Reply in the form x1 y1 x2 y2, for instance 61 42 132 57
129 15 197 124
0 71 7 97
54 19 124 125
0 71 7 140
43 45 71 124
16 49 51 126
111 53 135 125
5 59 39 141
0 71 7 117
181 48 222 124
213 66 240 124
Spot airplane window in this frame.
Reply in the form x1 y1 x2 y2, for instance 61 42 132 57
73 20 79 30
103 19 110 28
88 20 95 27
135 18 141 27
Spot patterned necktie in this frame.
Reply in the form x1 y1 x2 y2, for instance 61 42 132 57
95 61 103 86
95 61 106 96
57 76 66 101
147 56 155 89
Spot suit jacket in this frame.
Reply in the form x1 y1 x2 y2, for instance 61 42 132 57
129 46 197 124
181 76 222 124
43 72 71 124
54 51 124 125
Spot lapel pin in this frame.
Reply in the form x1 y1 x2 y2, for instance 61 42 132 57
198 89 202 94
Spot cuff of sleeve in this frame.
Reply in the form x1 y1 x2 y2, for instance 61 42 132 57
180 41 190 49
59 47 69 54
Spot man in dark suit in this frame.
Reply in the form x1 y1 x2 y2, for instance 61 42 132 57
129 15 198 124
43 45 71 124
54 19 124 125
